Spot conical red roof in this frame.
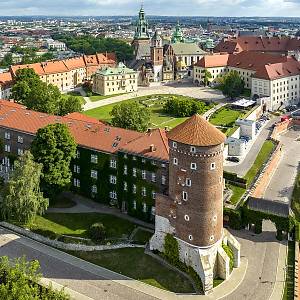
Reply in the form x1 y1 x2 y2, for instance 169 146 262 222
167 114 226 147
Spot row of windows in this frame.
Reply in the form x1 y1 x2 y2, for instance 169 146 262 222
173 158 216 171
5 132 23 143
4 144 23 155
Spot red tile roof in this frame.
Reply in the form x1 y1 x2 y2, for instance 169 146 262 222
0 100 170 160
120 128 169 161
215 36 300 54
167 114 226 147
195 54 229 68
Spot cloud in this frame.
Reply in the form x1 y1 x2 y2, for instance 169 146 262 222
0 0 299 16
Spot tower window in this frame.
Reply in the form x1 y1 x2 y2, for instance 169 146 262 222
182 191 188 201
211 162 216 170
188 235 193 241
190 146 196 153
184 215 190 221
173 158 178 165
210 235 214 241
191 163 197 170
186 178 192 187
173 141 177 149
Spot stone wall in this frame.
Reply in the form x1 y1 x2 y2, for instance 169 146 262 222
0 222 144 251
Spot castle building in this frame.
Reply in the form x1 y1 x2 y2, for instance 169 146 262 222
92 62 138 96
149 115 240 293
150 31 164 82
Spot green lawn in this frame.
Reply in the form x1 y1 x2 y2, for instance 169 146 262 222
282 241 295 300
292 171 300 221
228 184 246 205
84 94 211 129
244 140 276 185
132 228 153 245
89 93 126 102
69 248 195 293
29 213 138 239
210 106 246 127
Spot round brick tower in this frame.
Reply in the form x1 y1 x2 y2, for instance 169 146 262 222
167 114 226 248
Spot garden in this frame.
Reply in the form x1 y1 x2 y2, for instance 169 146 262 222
84 94 213 129
27 212 152 245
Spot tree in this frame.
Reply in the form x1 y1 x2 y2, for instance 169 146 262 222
59 96 83 116
203 69 212 87
0 53 13 67
110 102 150 132
0 256 70 299
219 70 245 100
31 123 77 198
0 151 48 225
89 223 106 242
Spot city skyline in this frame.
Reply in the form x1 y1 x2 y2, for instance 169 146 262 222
1 0 300 18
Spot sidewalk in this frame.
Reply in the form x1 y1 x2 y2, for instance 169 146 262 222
47 192 154 230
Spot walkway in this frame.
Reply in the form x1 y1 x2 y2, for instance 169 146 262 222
82 82 225 111
47 192 154 230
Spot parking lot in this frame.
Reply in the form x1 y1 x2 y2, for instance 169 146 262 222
262 127 300 204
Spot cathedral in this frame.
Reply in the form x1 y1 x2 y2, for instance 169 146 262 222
129 6 207 86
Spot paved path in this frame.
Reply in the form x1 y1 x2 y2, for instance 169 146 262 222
224 118 278 177
48 192 154 230
83 82 225 111
263 127 300 204
222 223 287 300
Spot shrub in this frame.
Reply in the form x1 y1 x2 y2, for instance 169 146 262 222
222 243 234 272
31 229 59 240
224 207 243 230
88 222 106 242
163 233 179 264
164 98 209 117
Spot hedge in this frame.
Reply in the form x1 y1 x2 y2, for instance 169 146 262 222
223 171 247 188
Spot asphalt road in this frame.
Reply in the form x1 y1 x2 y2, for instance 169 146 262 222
263 127 300 204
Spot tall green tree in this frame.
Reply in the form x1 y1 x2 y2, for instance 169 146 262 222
0 53 13 67
31 123 77 198
203 69 212 86
59 95 83 116
219 70 245 100
0 151 48 225
110 102 150 132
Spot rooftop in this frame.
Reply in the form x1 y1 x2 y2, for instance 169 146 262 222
167 114 226 147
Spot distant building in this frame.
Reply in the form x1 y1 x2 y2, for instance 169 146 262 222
194 51 300 111
46 39 67 51
93 62 138 96
0 72 12 99
0 53 116 93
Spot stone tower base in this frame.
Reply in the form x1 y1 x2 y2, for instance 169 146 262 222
150 225 240 294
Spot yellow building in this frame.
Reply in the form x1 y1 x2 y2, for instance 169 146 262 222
93 63 138 96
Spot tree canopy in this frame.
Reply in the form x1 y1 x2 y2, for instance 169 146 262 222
0 256 70 299
218 70 245 100
11 68 83 115
0 151 48 225
52 33 134 61
0 53 13 67
110 102 150 132
31 123 77 198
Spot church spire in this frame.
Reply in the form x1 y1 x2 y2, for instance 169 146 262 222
134 5 150 40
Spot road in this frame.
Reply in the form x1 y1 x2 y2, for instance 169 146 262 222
82 81 225 111
222 223 287 300
263 127 300 204
224 118 278 177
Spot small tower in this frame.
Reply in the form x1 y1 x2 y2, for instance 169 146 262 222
151 30 164 82
150 115 241 294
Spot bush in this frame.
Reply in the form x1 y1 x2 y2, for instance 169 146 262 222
163 234 179 264
224 171 247 187
31 228 59 240
88 223 106 241
222 243 234 272
224 208 243 230
164 98 209 117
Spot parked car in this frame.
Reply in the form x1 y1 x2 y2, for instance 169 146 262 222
226 156 240 163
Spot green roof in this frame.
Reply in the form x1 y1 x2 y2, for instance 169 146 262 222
96 63 136 76
171 43 207 56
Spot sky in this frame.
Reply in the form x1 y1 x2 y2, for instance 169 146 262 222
0 0 300 17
